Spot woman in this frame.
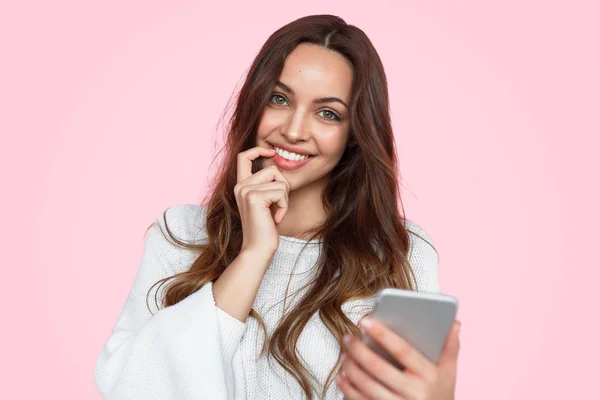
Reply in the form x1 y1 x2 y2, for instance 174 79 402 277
94 14 460 400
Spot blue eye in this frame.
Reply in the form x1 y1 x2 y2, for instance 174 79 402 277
319 109 341 121
271 94 288 106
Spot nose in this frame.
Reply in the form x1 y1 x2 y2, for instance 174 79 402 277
281 109 311 142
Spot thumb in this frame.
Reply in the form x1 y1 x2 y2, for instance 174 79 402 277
437 320 461 375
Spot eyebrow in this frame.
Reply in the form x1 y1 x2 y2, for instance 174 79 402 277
275 81 349 110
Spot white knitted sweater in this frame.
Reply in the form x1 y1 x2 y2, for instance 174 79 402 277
94 204 440 399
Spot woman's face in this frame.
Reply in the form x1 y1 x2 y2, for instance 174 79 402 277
255 43 353 193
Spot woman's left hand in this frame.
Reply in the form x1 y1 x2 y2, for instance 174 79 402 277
336 317 461 400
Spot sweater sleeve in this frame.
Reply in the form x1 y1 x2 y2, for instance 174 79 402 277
94 204 247 400
406 221 441 293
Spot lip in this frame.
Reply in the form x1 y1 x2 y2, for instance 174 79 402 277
272 152 314 170
268 142 315 157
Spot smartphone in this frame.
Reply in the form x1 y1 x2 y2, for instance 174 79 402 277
362 288 459 370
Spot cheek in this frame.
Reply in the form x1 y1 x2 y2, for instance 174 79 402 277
317 131 349 158
257 109 286 138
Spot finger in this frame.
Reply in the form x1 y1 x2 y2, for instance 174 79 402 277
242 165 290 191
239 182 289 223
236 147 276 183
335 372 370 400
341 353 403 400
239 181 289 196
437 320 461 376
245 189 288 222
359 317 437 381
344 334 417 399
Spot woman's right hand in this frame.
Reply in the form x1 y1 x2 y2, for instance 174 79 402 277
234 146 291 258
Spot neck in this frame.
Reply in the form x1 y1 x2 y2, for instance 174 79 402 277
272 179 327 241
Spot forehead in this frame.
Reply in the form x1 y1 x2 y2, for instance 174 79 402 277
278 43 353 102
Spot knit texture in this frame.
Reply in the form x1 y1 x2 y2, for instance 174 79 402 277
94 204 440 399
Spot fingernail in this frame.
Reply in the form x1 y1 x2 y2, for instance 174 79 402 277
359 317 373 330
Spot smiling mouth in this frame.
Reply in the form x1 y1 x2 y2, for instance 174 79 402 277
268 145 315 161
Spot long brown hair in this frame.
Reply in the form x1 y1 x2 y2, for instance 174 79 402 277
148 14 430 399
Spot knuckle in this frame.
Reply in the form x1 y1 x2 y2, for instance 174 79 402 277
246 191 261 204
246 190 257 199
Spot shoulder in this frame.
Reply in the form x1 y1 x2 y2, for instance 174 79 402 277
151 203 209 245
404 220 440 293
128 204 210 299
405 220 437 254
141 204 209 268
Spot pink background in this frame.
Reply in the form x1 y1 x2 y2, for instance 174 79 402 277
2 1 598 398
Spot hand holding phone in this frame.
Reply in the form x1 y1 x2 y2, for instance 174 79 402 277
362 288 459 370
337 289 460 399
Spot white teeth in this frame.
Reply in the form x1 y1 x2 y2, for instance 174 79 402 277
274 147 309 161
